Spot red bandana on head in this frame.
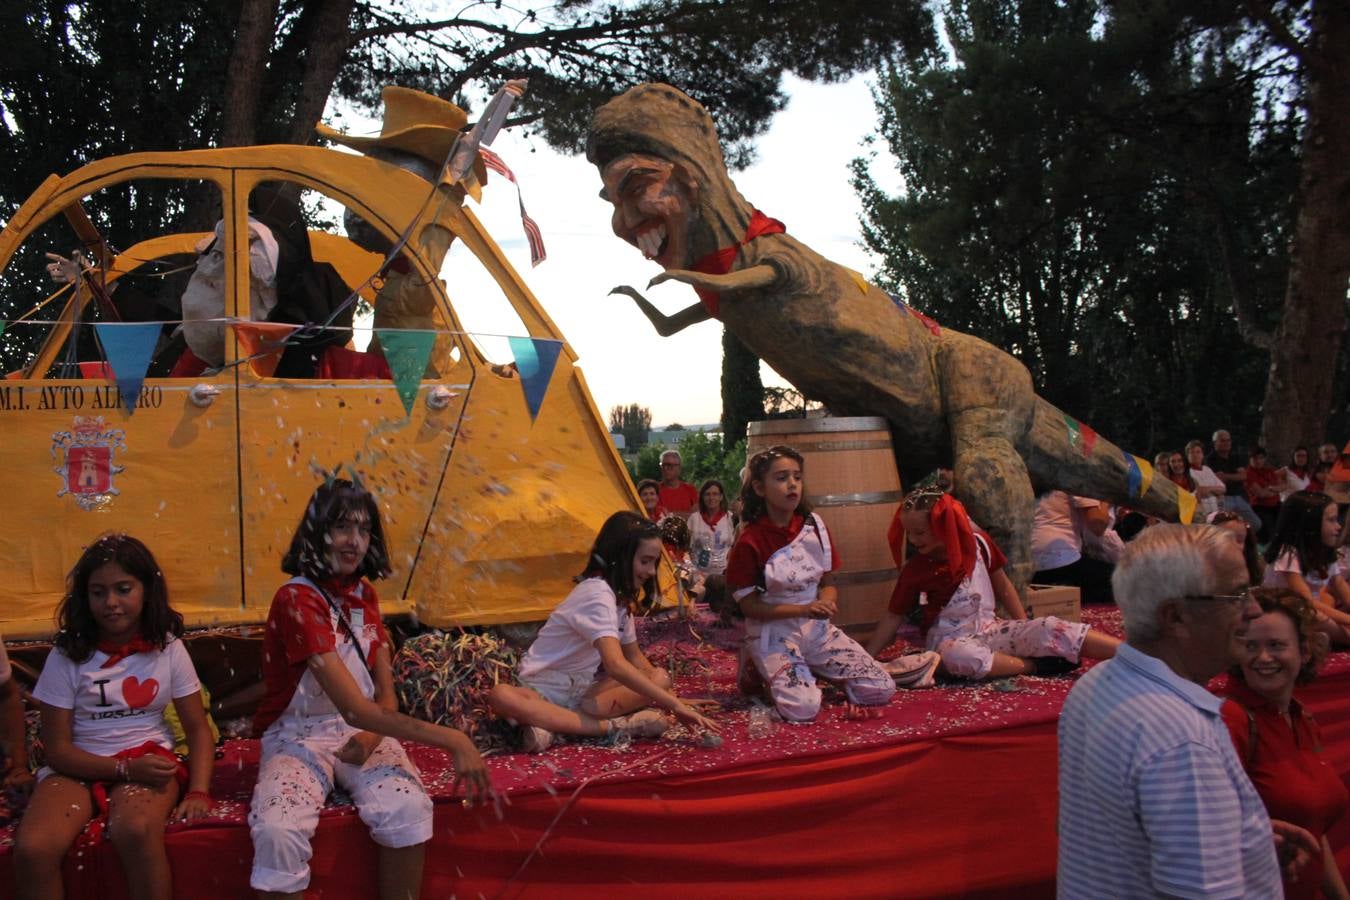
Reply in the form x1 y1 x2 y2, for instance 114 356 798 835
887 494 978 584
689 210 786 317
97 637 157 669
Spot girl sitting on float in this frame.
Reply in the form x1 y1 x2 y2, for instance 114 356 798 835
1262 490 1350 644
14 534 214 900
865 488 1120 680
248 478 490 900
488 510 719 752
725 446 897 722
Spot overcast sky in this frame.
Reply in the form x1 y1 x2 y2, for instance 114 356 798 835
424 73 901 428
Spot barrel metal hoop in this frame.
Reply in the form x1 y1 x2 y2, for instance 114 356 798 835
808 490 903 507
782 439 894 453
747 416 890 435
831 567 898 587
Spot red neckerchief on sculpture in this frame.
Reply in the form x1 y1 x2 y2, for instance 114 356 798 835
689 210 786 318
97 636 158 669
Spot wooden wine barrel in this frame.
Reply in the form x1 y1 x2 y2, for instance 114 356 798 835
746 417 903 639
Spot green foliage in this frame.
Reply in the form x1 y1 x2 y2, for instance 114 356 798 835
608 403 652 451
632 444 665 482
855 0 1301 454
624 432 747 498
720 329 764 449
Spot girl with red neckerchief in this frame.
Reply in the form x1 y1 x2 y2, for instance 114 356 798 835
688 479 735 615
248 479 491 900
14 534 214 900
725 446 898 722
865 489 1120 681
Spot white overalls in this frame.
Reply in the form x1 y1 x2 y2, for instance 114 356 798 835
927 536 1089 679
745 514 896 721
249 577 433 894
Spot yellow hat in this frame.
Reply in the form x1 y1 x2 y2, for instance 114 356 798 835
316 86 469 166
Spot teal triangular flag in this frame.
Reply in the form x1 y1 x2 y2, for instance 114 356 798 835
375 329 436 416
94 322 160 415
508 336 563 422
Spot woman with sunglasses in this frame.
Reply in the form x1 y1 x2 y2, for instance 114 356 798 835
867 489 1120 680
1218 588 1349 900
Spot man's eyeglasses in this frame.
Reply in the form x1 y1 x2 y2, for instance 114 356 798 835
1183 591 1253 605
661 462 679 468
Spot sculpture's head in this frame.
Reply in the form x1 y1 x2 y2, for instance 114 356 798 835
587 84 749 270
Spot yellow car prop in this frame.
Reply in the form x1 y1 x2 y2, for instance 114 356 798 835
0 145 650 639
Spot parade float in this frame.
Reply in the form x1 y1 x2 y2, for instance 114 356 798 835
0 83 1347 900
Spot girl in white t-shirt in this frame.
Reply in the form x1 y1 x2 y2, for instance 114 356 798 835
488 511 719 752
1185 440 1226 518
1263 491 1350 643
13 534 214 900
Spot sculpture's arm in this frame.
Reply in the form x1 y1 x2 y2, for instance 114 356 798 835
609 285 712 336
648 264 777 293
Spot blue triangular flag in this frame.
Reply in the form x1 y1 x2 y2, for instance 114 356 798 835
508 336 563 422
94 323 160 415
375 329 437 417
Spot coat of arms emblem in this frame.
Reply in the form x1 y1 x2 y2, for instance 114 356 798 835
52 416 127 510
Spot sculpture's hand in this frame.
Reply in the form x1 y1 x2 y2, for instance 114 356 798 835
609 285 648 303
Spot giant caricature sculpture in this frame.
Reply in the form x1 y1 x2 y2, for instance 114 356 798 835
587 83 1187 586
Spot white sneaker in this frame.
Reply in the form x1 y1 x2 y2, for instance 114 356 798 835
609 709 670 743
883 651 941 689
521 725 554 753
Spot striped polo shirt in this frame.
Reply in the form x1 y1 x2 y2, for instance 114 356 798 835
1057 643 1281 899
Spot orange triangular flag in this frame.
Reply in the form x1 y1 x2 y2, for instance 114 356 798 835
231 322 299 377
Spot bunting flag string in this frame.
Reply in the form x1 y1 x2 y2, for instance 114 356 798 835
1177 488 1197 525
1064 415 1098 457
230 322 300 378
93 322 160 415
508 336 563 422
886 292 941 336
1121 450 1154 500
375 329 437 416
479 147 547 267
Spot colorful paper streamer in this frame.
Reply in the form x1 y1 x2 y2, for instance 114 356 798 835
1065 415 1098 457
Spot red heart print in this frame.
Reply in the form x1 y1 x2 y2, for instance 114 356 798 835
122 676 159 709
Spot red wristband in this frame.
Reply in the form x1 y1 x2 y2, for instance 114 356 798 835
184 790 213 806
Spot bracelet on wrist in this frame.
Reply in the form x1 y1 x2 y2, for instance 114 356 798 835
184 790 213 806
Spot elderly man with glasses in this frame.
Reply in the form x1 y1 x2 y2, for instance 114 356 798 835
656 450 699 518
1057 524 1317 898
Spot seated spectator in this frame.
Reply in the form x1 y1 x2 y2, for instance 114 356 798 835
1030 491 1115 603
636 479 667 523
1319 443 1340 468
1283 446 1314 501
1244 447 1283 541
1081 505 1127 565
1186 439 1227 519
1165 450 1193 489
1219 588 1347 900
1206 430 1263 532
1310 462 1333 494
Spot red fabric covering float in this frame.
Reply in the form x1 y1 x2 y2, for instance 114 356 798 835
4 607 1350 898
316 344 391 380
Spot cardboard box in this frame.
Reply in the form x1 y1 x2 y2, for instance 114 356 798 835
1026 584 1082 623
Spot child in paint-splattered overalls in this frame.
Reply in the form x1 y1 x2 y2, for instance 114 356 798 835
866 489 1119 680
248 478 490 899
725 445 896 722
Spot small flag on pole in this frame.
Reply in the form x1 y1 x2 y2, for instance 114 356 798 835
480 147 547 267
